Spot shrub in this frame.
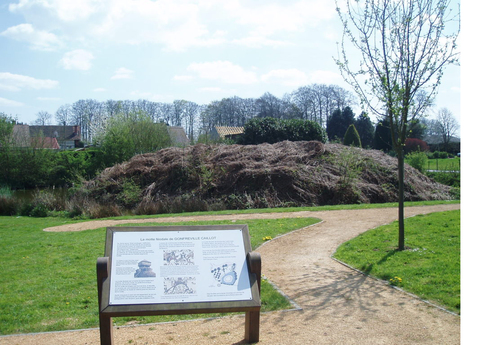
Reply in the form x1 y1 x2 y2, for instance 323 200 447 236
0 195 17 216
343 124 362 147
116 179 142 207
238 117 327 145
405 151 428 173
429 151 451 159
404 138 429 153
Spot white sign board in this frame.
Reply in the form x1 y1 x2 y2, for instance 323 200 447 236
108 229 252 305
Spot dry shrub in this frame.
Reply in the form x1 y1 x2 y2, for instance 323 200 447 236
0 196 17 216
78 141 453 215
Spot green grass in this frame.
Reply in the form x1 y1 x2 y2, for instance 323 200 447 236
333 210 460 314
0 216 319 335
94 200 460 221
426 157 460 171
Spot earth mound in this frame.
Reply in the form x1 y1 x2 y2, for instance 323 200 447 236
82 141 452 212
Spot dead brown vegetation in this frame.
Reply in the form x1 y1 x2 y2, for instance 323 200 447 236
79 141 452 214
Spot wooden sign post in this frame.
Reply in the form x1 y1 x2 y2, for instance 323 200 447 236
96 225 261 345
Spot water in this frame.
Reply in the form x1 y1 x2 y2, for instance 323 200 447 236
10 187 69 203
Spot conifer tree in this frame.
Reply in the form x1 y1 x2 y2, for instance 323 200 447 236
343 124 362 147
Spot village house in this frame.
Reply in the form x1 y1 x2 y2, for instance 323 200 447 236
209 126 245 141
12 125 81 149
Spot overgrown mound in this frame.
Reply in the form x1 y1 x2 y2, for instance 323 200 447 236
80 141 452 214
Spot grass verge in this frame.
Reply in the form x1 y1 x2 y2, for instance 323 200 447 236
333 209 460 314
0 216 320 335
426 157 460 171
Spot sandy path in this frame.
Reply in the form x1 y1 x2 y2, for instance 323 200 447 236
1 204 460 345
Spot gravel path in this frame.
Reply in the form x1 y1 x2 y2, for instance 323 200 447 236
2 204 460 345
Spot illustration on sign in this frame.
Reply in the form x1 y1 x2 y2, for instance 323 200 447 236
211 263 238 286
134 260 156 278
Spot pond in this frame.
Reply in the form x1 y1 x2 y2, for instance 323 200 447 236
10 187 69 203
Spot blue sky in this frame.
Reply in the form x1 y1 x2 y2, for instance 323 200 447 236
0 0 460 126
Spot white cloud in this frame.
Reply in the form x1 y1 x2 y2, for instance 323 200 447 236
130 90 172 102
9 0 101 22
0 97 24 107
0 24 62 51
90 0 224 51
173 75 194 82
308 70 343 84
59 49 94 70
36 97 62 101
111 67 134 80
261 69 309 86
4 0 335 52
232 36 291 48
0 72 59 91
261 69 342 86
93 87 106 92
199 87 224 93
187 61 258 84
232 0 335 36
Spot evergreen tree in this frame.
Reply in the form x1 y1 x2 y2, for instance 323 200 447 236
343 124 362 147
326 106 355 141
373 119 392 152
354 112 374 148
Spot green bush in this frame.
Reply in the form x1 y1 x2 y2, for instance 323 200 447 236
405 151 428 173
429 151 452 159
238 117 327 145
343 124 362 147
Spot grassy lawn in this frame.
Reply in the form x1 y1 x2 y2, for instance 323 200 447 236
333 209 460 314
0 216 320 335
0 201 459 335
426 157 460 171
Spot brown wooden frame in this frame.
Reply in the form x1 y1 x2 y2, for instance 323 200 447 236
96 225 261 344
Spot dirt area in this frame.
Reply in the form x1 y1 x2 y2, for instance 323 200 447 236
3 203 460 345
78 142 452 212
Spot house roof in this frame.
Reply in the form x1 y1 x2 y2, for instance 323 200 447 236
167 126 190 146
424 135 461 145
31 136 60 149
214 126 244 138
29 125 81 141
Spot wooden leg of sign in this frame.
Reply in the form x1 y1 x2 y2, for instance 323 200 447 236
245 252 261 343
245 310 260 343
99 314 114 345
97 257 114 345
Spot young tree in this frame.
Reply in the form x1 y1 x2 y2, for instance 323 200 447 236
96 112 171 168
335 0 459 250
343 124 362 147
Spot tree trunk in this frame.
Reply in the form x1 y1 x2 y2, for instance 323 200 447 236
397 148 405 251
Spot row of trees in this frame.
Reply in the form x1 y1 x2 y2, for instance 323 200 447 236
29 84 457 152
29 83 358 145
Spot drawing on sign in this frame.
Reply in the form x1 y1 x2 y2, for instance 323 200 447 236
163 249 195 265
164 277 196 294
134 260 156 278
211 263 238 286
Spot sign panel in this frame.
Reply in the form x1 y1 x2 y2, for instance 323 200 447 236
107 228 253 305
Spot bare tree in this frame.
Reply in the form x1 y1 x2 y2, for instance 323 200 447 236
335 0 460 250
33 111 52 125
435 107 459 149
55 104 73 126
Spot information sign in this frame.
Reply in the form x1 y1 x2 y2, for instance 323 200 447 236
97 225 261 344
108 228 253 305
